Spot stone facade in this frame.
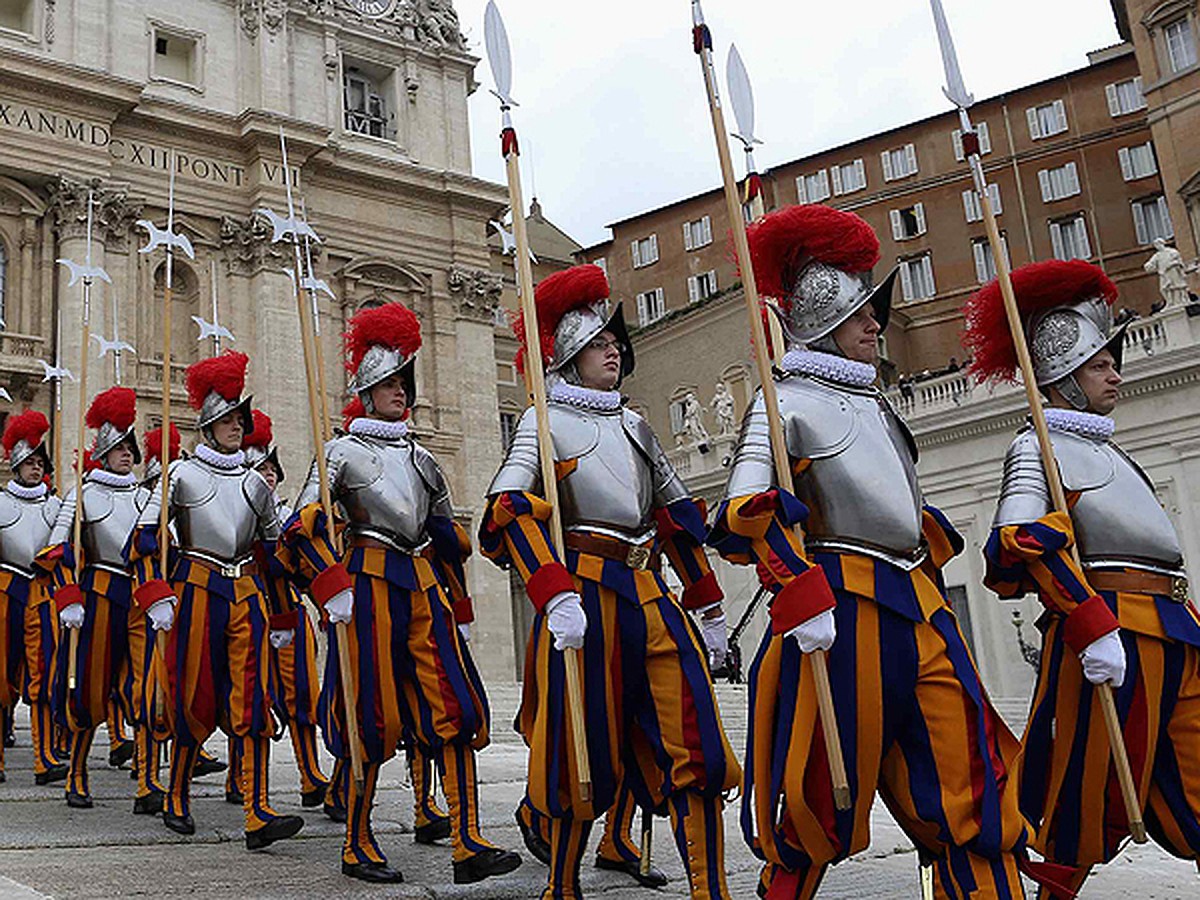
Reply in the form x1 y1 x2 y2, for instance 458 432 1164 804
0 0 525 683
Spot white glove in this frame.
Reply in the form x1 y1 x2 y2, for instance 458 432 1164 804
59 602 85 630
1080 630 1126 688
545 591 587 651
325 588 354 625
785 608 836 654
269 629 294 650
458 622 471 643
700 609 728 669
147 598 175 633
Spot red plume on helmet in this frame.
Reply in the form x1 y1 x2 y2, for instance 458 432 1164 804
341 396 366 430
185 351 249 411
962 259 1118 384
343 302 422 377
143 423 182 464
514 264 609 375
2 410 50 459
85 386 137 432
746 204 880 302
81 449 102 473
243 410 274 450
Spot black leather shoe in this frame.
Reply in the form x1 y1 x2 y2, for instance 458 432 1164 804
109 739 135 768
323 801 347 824
66 790 94 809
0 769 6 783
414 814 451 845
453 848 523 884
515 810 551 866
341 861 405 883
193 755 227 778
133 791 164 815
245 814 303 851
301 784 329 808
595 855 670 888
35 764 68 785
163 812 195 835
225 789 244 805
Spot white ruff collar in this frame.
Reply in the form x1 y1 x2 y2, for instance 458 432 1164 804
550 382 622 411
781 350 877 388
350 417 409 440
6 480 48 500
88 470 138 488
1044 408 1115 441
195 444 245 469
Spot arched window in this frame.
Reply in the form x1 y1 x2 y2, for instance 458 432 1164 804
0 241 7 328
153 261 201 364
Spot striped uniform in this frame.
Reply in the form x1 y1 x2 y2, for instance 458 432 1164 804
711 493 1035 899
0 570 32 776
481 491 740 899
519 778 652 870
15 572 61 775
270 586 328 800
986 510 1200 888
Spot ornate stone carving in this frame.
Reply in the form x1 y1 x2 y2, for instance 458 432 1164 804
447 265 502 322
48 176 143 249
239 0 261 39
219 213 284 274
263 0 287 33
45 0 56 44
300 1 466 51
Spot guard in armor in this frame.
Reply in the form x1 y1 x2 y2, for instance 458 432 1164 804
0 411 65 785
280 302 519 885
480 264 739 900
128 351 303 849
965 260 1200 893
710 206 1034 898
36 387 155 810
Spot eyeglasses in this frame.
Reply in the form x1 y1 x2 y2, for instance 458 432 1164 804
585 338 625 354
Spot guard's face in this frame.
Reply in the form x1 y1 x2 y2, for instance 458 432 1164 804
832 304 880 366
370 373 408 422
574 330 623 392
1076 348 1122 416
256 461 278 492
105 442 135 476
210 411 243 454
16 455 44 487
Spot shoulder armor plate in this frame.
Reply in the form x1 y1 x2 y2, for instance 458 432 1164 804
0 493 19 529
335 437 384 491
173 460 217 508
82 482 115 524
1053 430 1116 492
778 378 858 460
549 405 600 461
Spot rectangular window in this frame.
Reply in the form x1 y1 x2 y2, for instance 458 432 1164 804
343 64 392 139
686 270 719 304
630 234 659 268
971 235 1010 283
152 29 199 86
881 143 918 181
962 184 1002 223
831 158 867 195
669 399 687 436
796 170 831 203
499 412 518 451
0 0 34 34
1105 77 1146 116
1132 196 1174 245
1037 161 1081 202
899 253 936 301
1050 215 1092 261
1165 18 1198 73
636 287 666 326
1026 100 1068 139
1118 142 1158 181
952 122 992 161
889 202 927 240
682 215 713 251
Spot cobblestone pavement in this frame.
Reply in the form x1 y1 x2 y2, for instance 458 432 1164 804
0 684 1194 898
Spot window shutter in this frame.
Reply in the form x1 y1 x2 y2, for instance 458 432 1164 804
1038 169 1053 202
683 222 694 251
853 158 866 189
952 129 964 162
648 234 658 263
914 202 927 235
1118 147 1134 181
978 122 992 154
637 291 648 323
1065 161 1080 195
899 260 914 301
708 270 718 292
881 150 894 182
656 288 665 318
1159 196 1175 238
973 241 990 283
1053 99 1068 133
795 176 807 203
631 240 642 268
923 256 936 296
988 183 1002 216
1133 76 1145 108
890 209 904 241
963 189 978 223
1076 219 1091 258
702 215 712 244
818 169 830 199
1027 106 1041 139
1050 222 1065 259
1132 202 1149 245
831 164 843 195
904 143 918 175
1105 83 1121 117
687 275 699 303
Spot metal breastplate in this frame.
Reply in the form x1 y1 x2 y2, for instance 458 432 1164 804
334 436 435 550
0 491 59 576
82 482 149 571
171 460 264 562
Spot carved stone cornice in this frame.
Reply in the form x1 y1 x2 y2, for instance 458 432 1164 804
48 176 143 250
219 212 284 274
239 0 261 39
300 1 467 52
447 265 502 323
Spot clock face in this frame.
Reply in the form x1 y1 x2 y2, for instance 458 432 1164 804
349 0 398 19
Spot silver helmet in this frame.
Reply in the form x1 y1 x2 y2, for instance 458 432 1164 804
9 437 50 472
197 390 254 435
548 299 634 385
776 262 899 354
244 444 284 484
1028 296 1127 410
92 421 141 465
350 345 416 414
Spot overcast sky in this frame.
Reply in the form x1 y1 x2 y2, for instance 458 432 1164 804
453 1 1122 249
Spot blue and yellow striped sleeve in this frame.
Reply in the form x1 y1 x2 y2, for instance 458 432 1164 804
277 502 353 608
478 491 574 613
655 498 723 610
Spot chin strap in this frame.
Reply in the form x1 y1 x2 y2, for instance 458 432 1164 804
1050 374 1090 411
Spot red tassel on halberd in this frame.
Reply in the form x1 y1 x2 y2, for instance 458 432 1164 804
501 127 519 157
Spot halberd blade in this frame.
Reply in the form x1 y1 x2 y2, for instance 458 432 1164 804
727 44 761 147
485 1 515 106
931 0 974 110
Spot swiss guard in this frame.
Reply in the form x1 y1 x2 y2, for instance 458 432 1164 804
709 205 1032 898
480 264 740 900
129 351 303 850
0 410 63 785
37 387 154 810
280 302 520 885
965 259 1200 894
